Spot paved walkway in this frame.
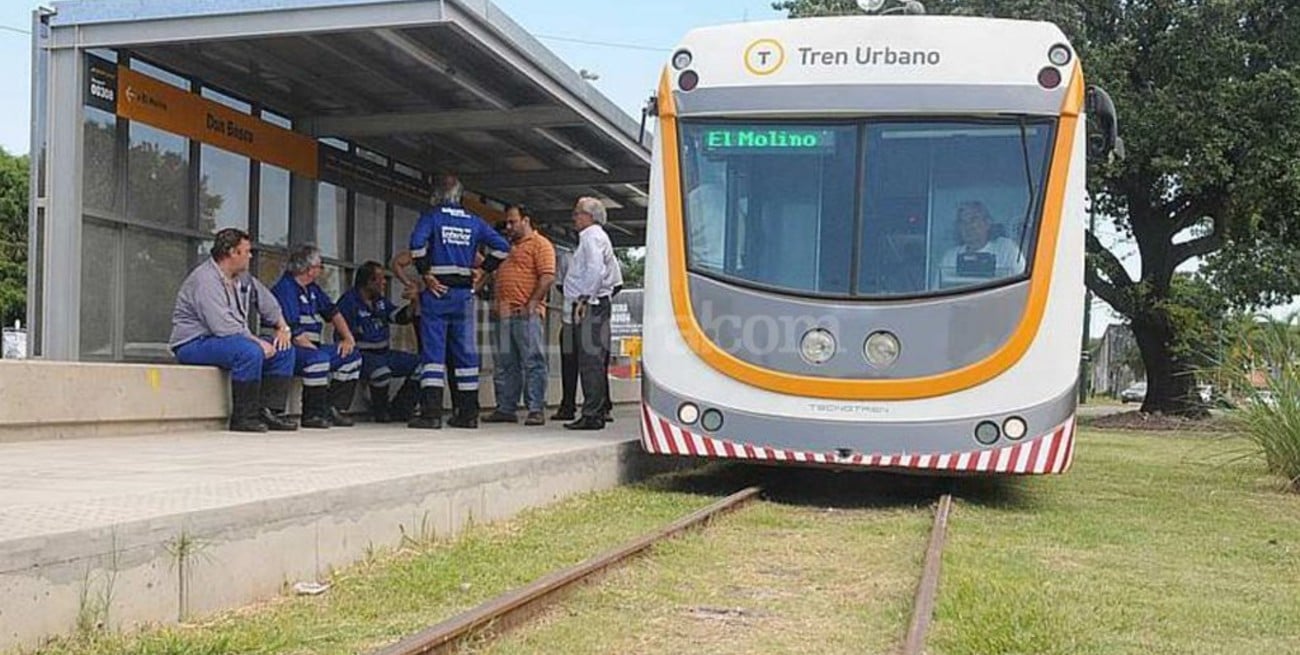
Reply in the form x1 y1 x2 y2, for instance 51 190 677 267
0 407 640 543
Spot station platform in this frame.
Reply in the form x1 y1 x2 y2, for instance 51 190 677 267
0 406 674 651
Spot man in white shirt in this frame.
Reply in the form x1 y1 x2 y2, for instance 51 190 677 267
936 200 1026 287
562 196 619 430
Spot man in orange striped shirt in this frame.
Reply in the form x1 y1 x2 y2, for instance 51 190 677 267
482 205 557 425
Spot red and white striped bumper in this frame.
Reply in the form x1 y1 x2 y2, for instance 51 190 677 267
639 403 1076 475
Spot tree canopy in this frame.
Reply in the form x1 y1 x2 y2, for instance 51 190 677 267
773 0 1300 415
0 148 28 329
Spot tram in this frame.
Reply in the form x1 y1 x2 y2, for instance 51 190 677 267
638 13 1122 474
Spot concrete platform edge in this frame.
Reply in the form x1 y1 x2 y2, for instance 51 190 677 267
0 439 684 652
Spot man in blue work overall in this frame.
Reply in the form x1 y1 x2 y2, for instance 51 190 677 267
271 244 363 429
407 175 511 429
337 261 421 423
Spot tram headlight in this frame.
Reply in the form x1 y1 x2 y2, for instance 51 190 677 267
677 403 700 425
1003 416 1028 440
672 49 693 70
863 331 901 369
974 421 1000 445
799 328 837 365
1047 44 1072 66
700 409 724 432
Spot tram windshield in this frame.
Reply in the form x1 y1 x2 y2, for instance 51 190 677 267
679 119 1056 297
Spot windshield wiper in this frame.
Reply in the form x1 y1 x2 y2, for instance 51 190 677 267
1018 118 1035 257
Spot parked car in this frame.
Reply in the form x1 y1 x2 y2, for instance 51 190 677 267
1197 384 1213 404
1120 382 1147 403
1250 390 1278 409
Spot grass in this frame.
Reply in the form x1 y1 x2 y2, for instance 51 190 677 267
475 496 933 654
931 429 1300 655
22 429 1300 655
1213 312 1300 491
1234 377 1300 491
20 484 719 655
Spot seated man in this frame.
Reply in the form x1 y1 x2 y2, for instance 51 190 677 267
271 244 362 429
337 261 421 423
169 227 297 433
936 200 1026 287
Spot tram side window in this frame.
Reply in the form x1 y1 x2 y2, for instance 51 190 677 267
681 123 858 295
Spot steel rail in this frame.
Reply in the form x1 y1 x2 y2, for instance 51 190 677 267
370 486 763 655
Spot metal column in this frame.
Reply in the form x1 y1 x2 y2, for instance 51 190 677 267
36 38 87 360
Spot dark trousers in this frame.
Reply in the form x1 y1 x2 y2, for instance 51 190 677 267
559 320 613 416
577 301 612 419
557 322 578 413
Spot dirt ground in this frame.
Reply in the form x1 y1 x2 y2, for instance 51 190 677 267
1083 409 1237 432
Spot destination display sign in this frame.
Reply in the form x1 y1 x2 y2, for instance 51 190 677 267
701 128 837 154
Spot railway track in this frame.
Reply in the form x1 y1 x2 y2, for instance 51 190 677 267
902 493 954 655
369 487 955 655
370 486 762 655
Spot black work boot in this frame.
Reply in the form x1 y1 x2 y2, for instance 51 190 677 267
301 385 331 429
408 386 443 429
328 379 357 427
369 383 392 423
258 376 299 431
447 390 479 429
390 379 419 422
229 380 268 433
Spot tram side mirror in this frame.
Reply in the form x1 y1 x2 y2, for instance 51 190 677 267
1086 85 1125 163
639 93 658 145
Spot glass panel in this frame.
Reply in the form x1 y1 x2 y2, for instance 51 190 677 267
389 205 420 306
87 48 118 63
123 229 193 360
261 110 292 130
319 264 344 309
319 137 348 151
354 194 386 266
258 164 290 247
83 107 118 214
127 122 190 229
392 206 419 258
679 122 858 295
201 86 252 113
859 120 1053 296
315 264 346 343
257 249 288 289
80 221 118 359
315 182 348 259
198 144 250 233
394 161 423 179
129 58 190 90
356 148 387 167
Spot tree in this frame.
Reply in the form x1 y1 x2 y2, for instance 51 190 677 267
616 247 645 288
773 0 1300 416
0 148 28 328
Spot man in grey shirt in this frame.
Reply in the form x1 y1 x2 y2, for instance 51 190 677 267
169 228 297 432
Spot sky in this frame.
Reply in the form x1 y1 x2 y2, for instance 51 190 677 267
0 1 1290 335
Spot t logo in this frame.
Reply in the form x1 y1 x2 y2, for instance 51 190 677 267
744 38 785 76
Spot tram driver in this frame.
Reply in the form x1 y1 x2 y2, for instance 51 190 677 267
935 200 1026 288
